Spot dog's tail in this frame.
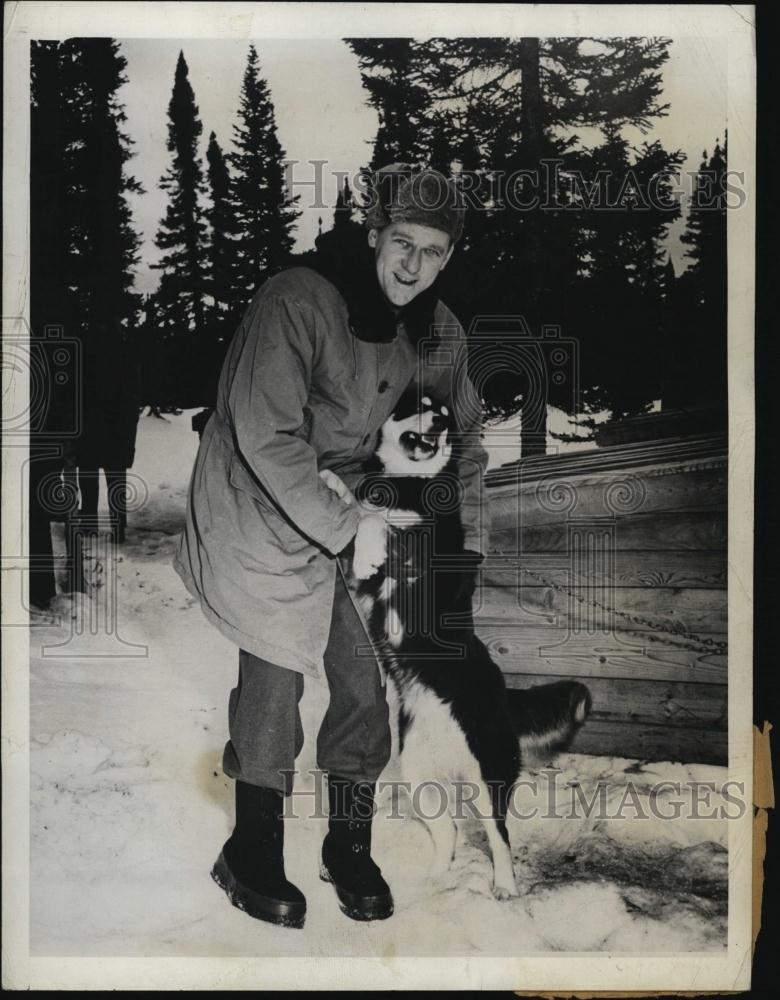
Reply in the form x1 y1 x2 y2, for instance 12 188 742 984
511 680 592 768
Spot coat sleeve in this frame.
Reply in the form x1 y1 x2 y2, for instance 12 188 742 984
436 323 491 558
225 291 362 556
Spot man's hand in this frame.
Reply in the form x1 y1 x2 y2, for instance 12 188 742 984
319 468 355 506
352 512 388 580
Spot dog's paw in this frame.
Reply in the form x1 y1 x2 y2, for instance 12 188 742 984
492 881 520 901
352 514 388 580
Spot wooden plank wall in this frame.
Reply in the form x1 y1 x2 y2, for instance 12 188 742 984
478 433 728 765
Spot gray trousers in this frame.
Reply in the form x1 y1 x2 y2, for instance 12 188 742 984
222 570 391 795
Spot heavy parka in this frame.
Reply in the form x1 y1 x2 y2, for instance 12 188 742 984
173 263 489 676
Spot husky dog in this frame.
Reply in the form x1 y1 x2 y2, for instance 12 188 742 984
350 388 591 898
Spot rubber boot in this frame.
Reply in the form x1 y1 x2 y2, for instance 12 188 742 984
320 775 394 921
212 780 306 929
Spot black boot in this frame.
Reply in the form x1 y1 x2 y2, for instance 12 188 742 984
320 775 394 921
212 780 306 929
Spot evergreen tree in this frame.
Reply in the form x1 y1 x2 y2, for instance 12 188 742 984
29 38 142 604
555 130 685 423
349 36 683 448
348 38 430 167
75 39 143 329
31 40 66 337
230 44 300 306
153 50 208 335
33 38 143 338
333 176 354 230
680 137 727 304
669 137 728 413
205 130 239 313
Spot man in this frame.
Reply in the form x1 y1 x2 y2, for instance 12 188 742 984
174 163 489 928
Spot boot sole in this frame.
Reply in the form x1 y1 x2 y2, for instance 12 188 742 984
319 863 394 922
212 851 306 929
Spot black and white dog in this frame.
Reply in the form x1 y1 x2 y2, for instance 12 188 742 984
349 389 591 899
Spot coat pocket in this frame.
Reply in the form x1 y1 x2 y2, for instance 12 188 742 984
228 454 313 556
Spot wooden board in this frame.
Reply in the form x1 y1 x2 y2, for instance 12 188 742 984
507 673 727 731
486 432 727 488
482 550 727 589
526 714 728 766
484 435 729 766
488 510 726 554
475 623 728 685
475 585 727 635
489 467 727 528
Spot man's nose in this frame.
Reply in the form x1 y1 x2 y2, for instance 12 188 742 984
403 248 421 274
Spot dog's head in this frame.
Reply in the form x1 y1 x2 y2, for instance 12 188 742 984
375 389 453 476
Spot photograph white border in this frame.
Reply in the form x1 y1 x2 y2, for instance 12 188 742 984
2 2 755 991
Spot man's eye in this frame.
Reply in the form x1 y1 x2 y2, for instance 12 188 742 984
395 239 410 249
424 248 440 258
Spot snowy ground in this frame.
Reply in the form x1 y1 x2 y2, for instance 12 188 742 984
29 411 728 957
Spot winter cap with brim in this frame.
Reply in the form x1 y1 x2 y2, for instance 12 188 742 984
364 163 465 243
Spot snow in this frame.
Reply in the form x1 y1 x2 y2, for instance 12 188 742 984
30 410 728 958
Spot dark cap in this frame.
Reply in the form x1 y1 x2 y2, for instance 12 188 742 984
364 162 465 243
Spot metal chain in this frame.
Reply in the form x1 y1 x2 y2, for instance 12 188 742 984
515 565 728 655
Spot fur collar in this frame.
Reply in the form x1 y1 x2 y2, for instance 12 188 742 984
309 225 441 346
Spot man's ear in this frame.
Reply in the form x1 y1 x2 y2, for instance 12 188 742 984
367 228 379 249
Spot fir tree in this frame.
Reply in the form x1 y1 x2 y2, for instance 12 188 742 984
153 50 208 335
333 176 354 230
31 40 66 337
30 38 142 604
230 44 300 306
348 38 430 168
76 39 143 328
557 130 685 421
671 136 728 413
35 38 144 338
680 137 727 307
349 36 683 448
205 130 239 313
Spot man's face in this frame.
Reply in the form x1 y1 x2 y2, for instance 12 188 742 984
368 222 454 308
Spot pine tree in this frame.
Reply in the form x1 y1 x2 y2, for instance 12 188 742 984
31 40 66 337
672 136 728 413
230 44 300 306
153 51 208 335
333 176 354 229
205 131 239 313
348 38 430 168
680 136 727 307
349 36 683 447
30 38 142 604
77 39 143 328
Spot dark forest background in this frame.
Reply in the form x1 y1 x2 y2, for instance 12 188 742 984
28 36 728 604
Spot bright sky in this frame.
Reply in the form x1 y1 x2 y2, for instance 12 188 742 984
119 36 728 297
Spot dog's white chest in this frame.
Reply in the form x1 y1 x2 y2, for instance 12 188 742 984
399 680 478 782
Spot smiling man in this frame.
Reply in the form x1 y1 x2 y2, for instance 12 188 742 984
369 221 453 306
174 163 489 929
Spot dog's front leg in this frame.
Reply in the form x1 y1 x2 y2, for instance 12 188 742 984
352 511 388 580
402 755 457 883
